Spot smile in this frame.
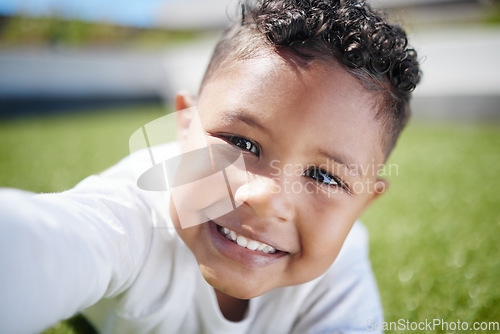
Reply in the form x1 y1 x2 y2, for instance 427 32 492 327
208 221 288 268
216 225 277 254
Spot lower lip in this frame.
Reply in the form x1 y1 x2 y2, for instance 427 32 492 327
208 221 288 268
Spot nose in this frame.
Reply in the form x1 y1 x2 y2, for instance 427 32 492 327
234 176 294 222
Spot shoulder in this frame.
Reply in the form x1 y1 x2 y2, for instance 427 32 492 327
290 221 383 334
98 141 181 183
60 141 181 221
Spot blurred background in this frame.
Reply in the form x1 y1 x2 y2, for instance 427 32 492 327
0 0 499 333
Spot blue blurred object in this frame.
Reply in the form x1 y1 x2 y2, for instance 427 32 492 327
0 0 236 29
0 0 177 27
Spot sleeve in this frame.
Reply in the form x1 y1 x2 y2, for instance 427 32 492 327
291 222 384 334
0 151 161 334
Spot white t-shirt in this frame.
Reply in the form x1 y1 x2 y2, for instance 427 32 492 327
0 143 383 334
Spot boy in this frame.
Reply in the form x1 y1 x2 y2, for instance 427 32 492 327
0 0 420 333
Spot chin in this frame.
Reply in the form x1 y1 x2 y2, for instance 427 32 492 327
201 269 271 300
217 283 263 300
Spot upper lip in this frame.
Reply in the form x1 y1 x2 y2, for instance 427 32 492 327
211 218 289 253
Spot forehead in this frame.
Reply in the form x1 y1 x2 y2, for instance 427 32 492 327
197 54 385 167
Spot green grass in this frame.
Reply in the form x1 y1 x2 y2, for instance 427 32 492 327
361 122 500 332
0 105 172 193
0 15 203 49
1 109 499 332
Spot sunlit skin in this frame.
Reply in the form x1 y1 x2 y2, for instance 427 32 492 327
170 53 389 320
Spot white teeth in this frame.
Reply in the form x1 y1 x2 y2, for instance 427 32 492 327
262 246 275 254
218 226 277 254
236 236 248 247
246 240 259 251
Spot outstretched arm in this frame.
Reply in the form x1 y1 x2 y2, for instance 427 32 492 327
0 157 156 333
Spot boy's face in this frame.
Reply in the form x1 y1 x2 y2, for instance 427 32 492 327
171 54 388 299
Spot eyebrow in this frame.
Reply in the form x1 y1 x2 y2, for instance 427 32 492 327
220 110 272 137
318 149 363 178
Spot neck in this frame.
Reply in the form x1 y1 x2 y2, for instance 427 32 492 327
214 289 249 322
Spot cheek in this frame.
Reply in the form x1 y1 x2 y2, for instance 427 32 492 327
292 198 361 276
302 213 351 258
171 200 199 252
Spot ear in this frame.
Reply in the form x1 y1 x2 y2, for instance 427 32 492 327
175 91 196 143
362 178 389 212
373 178 389 198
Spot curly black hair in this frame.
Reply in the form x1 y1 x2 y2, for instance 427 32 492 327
200 0 421 157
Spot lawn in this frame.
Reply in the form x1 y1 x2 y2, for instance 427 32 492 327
362 121 500 332
0 106 499 333
0 105 172 193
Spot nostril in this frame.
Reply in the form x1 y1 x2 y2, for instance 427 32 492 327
271 197 294 222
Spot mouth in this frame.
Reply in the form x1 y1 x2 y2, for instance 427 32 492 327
216 224 279 254
208 220 288 268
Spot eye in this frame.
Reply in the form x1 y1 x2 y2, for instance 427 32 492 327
224 135 260 156
303 167 343 188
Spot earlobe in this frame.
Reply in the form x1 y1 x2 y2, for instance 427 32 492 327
373 178 389 197
361 178 389 213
